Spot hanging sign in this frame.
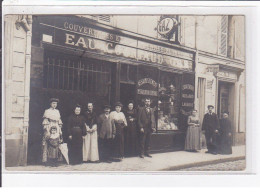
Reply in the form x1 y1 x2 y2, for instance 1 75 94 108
157 17 178 36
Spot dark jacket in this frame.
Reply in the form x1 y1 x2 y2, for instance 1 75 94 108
97 113 115 139
202 112 220 134
137 106 156 131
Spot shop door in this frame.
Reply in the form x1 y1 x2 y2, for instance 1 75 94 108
120 83 136 108
218 82 230 117
218 81 235 121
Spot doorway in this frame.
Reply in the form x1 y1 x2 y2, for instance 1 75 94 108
217 81 235 137
120 83 136 109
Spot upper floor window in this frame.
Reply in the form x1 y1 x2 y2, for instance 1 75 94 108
219 15 228 56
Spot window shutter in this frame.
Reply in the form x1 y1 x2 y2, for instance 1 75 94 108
98 15 111 23
219 16 228 56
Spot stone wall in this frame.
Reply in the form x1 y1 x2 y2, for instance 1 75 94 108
4 15 32 167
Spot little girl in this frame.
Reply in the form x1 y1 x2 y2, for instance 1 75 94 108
45 126 63 167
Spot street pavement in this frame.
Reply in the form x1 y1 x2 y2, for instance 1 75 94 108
178 159 246 171
5 145 245 172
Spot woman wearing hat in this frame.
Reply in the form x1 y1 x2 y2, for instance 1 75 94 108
124 100 138 156
42 98 63 164
110 102 127 160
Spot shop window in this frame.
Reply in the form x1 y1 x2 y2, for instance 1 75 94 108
43 51 111 98
158 71 181 131
120 63 137 84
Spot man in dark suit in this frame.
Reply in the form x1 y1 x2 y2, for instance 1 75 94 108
202 105 220 155
137 98 156 158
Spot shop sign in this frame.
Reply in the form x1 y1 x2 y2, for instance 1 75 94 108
138 41 193 60
157 18 177 35
138 78 158 88
137 78 158 97
41 18 193 71
217 70 237 80
206 64 219 76
137 89 158 97
181 74 195 115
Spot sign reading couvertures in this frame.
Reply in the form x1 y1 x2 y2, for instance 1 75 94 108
39 16 194 72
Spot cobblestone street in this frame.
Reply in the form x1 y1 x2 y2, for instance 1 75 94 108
178 159 246 171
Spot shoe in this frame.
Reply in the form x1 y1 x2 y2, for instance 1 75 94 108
139 155 144 158
145 154 152 158
212 152 218 155
205 151 211 154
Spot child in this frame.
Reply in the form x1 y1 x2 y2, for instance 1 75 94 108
46 126 63 167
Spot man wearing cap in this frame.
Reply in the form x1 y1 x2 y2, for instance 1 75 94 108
137 98 156 158
202 105 220 155
97 105 116 163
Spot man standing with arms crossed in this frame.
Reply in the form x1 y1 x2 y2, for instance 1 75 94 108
138 98 156 158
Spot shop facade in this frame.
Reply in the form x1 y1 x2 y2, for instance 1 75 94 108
25 15 196 165
4 15 245 167
195 51 245 146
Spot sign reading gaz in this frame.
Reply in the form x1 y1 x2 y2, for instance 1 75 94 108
157 18 178 35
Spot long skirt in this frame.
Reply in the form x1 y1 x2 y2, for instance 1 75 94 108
220 135 232 155
68 127 84 165
114 123 125 158
185 125 201 151
83 131 99 162
125 122 137 156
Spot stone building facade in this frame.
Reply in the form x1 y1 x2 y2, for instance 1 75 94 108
4 15 245 167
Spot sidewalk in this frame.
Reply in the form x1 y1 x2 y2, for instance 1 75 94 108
5 145 245 172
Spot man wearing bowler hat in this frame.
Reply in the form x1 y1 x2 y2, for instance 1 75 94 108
202 105 220 155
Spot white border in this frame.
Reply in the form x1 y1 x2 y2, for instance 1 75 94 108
2 0 260 187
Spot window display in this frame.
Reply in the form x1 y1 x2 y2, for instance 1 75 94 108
158 71 181 131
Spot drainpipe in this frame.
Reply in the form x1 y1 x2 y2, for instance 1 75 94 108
19 15 32 166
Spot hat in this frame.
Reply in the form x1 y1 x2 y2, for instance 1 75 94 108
208 105 214 109
128 100 134 105
103 104 111 109
49 98 59 103
115 102 123 107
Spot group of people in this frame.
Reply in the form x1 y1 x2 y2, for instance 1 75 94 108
41 97 156 166
41 97 233 167
185 105 233 155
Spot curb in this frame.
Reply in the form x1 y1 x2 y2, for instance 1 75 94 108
161 156 246 171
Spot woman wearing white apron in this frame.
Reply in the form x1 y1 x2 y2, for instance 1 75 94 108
83 103 99 162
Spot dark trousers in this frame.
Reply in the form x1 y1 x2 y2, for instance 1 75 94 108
114 127 124 158
139 130 152 156
206 132 219 154
98 138 113 161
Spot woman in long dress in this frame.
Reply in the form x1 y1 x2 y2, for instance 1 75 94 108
42 98 63 164
67 104 87 165
83 103 99 162
185 110 201 152
110 102 127 160
124 101 138 157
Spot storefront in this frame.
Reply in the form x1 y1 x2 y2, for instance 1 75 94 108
26 15 196 164
195 52 245 148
